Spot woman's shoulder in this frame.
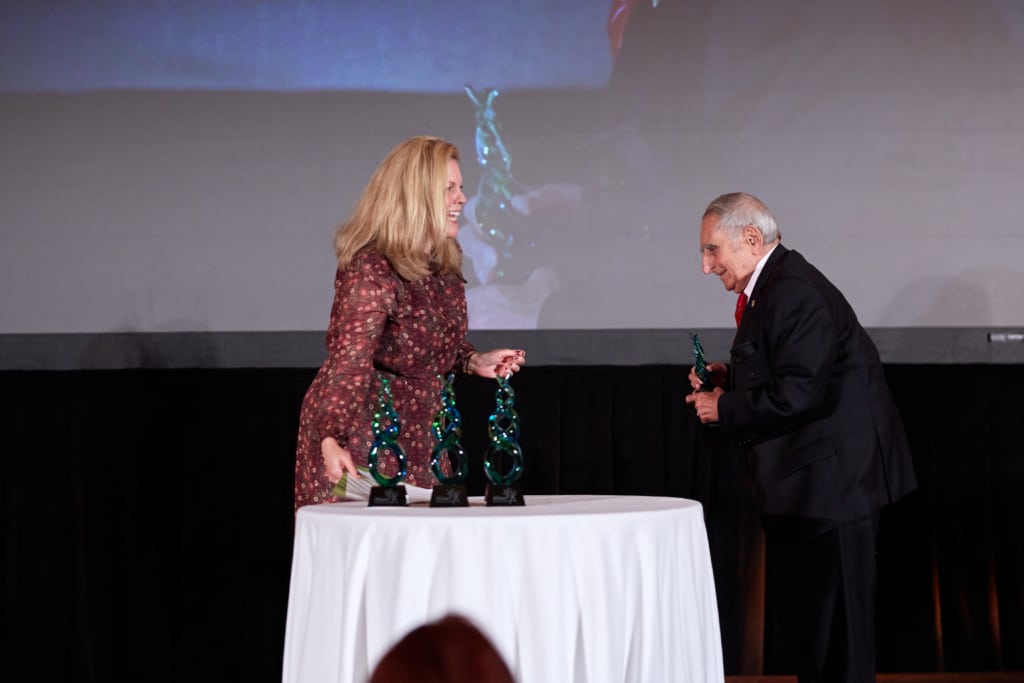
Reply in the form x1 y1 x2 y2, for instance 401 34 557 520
333 250 402 313
333 249 402 297
344 249 398 278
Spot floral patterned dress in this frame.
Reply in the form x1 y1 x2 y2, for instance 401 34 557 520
294 249 475 509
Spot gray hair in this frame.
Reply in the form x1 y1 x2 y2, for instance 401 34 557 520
703 192 781 245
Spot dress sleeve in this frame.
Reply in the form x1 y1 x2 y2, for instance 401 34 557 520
453 339 477 374
310 258 396 449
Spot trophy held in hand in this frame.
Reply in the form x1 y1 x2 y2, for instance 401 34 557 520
690 332 719 427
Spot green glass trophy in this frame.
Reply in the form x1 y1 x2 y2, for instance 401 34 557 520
367 375 408 507
429 372 469 507
483 374 525 506
690 332 713 392
690 332 719 427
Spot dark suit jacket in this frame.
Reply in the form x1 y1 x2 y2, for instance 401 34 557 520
717 245 917 522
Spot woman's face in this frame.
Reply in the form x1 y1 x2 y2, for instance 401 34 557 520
444 158 467 239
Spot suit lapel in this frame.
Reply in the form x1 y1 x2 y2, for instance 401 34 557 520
730 244 789 391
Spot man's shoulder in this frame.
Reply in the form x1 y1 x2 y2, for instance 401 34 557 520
773 248 834 286
760 248 852 313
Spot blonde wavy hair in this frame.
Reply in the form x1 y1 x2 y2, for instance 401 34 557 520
335 136 463 281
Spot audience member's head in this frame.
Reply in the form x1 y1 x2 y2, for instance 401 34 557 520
368 614 514 683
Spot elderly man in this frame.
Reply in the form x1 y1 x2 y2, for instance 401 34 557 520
686 192 917 683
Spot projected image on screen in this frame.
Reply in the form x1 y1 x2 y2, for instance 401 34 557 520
1 0 1022 335
0 1 612 92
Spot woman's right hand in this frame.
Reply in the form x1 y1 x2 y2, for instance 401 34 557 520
467 348 526 378
321 436 359 484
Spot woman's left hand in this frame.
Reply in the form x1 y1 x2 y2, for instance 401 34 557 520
467 348 526 378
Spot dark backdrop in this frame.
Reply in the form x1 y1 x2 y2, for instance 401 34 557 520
2 364 1022 681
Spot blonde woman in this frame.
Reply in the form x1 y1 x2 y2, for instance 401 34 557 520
294 136 525 509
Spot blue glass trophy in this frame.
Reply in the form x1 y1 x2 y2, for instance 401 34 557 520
429 373 469 507
483 373 525 506
366 375 408 506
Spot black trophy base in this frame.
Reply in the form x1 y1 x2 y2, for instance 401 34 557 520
368 485 408 507
430 483 469 507
485 483 525 506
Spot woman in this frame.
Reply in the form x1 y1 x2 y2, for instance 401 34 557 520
294 136 525 509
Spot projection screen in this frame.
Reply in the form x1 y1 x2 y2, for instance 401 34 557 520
2 0 1022 366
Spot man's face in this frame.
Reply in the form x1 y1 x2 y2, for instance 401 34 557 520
699 214 757 294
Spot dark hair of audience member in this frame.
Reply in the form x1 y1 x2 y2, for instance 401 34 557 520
368 614 515 683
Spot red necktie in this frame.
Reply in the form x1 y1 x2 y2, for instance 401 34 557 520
735 292 748 327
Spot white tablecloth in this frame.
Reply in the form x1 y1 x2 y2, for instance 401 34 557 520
282 494 723 683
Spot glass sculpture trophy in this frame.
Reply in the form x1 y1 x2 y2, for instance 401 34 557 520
483 373 525 506
690 332 713 392
366 375 409 507
690 332 719 427
429 372 469 507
